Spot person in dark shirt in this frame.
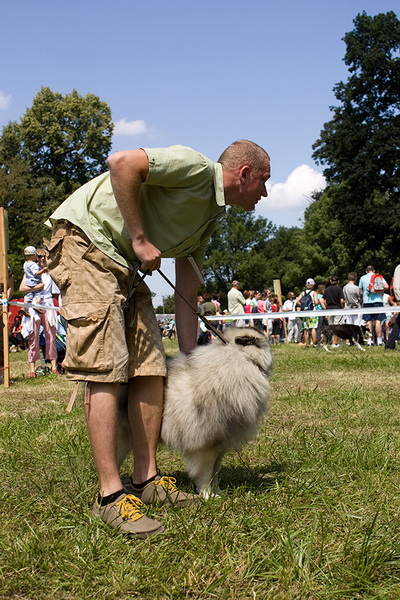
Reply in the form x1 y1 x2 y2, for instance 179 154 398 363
323 276 345 347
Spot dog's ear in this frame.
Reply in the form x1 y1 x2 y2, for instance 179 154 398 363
235 336 258 346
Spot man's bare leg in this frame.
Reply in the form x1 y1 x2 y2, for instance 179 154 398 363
311 328 317 345
374 320 382 338
85 382 122 496
128 375 164 484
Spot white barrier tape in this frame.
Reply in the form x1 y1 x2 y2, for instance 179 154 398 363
9 300 60 312
203 306 400 321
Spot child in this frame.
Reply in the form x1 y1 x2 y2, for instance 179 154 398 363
270 295 282 345
23 246 46 305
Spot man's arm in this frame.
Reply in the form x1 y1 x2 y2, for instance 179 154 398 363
107 149 161 272
295 292 303 310
175 257 201 354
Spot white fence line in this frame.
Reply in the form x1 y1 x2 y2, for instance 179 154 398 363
9 300 400 321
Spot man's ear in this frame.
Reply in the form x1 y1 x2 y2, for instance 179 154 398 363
238 165 251 182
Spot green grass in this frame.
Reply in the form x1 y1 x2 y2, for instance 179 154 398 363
1 343 400 599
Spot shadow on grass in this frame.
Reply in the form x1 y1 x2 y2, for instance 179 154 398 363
121 461 288 497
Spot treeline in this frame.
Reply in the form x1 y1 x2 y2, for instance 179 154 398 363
1 12 399 302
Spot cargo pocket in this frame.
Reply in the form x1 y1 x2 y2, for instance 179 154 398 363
45 232 70 290
60 302 113 372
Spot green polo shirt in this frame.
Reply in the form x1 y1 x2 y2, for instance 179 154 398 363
46 145 226 269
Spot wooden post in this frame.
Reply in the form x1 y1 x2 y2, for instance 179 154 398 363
273 278 288 343
0 207 10 387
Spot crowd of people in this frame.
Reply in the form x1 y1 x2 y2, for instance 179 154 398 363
197 265 400 348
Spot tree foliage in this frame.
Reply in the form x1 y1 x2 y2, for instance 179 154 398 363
312 11 400 265
202 206 276 293
155 294 175 314
0 87 113 281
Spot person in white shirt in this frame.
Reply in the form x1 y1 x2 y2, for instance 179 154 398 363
227 280 246 327
282 291 299 342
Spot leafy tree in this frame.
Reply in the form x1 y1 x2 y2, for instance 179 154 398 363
312 11 400 268
155 294 175 314
1 87 113 192
0 87 113 283
202 206 276 293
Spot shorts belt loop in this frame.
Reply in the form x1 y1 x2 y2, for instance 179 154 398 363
85 382 91 407
66 382 80 413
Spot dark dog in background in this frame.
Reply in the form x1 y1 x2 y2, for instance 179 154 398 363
319 324 372 352
117 327 272 498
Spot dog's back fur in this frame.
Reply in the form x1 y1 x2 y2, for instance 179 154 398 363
117 327 272 497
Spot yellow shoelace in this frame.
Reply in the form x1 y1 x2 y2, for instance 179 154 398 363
156 476 179 492
115 494 144 522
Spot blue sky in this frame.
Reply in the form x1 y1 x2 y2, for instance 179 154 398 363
1 0 398 304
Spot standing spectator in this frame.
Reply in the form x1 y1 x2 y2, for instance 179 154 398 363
343 272 362 325
211 293 223 331
359 265 388 346
200 293 217 316
262 288 273 337
323 276 345 347
211 293 221 314
269 295 282 344
227 280 246 327
382 291 395 341
282 291 299 343
19 249 59 376
315 283 327 341
243 291 252 315
296 278 318 347
385 264 400 350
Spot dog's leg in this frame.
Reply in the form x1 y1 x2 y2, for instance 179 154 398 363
353 338 366 352
323 344 331 353
185 448 223 499
210 452 225 496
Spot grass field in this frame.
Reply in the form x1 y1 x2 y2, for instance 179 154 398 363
1 342 400 599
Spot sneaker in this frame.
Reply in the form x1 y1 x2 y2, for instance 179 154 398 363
331 344 340 348
92 492 164 538
126 475 200 507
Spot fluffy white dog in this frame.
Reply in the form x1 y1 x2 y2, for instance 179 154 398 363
117 327 272 498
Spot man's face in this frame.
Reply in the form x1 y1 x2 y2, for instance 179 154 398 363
237 159 270 211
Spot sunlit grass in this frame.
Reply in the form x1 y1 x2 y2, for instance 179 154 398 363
1 343 400 599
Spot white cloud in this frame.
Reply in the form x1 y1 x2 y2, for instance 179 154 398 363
113 118 149 136
0 91 12 110
257 164 326 227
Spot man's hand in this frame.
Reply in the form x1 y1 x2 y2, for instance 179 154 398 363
132 239 161 272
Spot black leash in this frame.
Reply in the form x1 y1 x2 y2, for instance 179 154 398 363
125 263 151 328
156 268 228 345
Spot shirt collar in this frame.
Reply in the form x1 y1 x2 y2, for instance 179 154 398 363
213 162 226 207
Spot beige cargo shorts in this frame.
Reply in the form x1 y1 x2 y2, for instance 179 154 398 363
45 221 167 382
